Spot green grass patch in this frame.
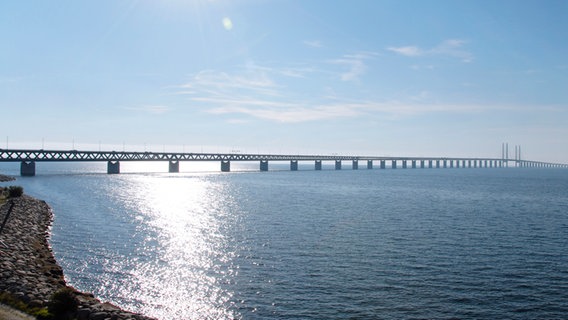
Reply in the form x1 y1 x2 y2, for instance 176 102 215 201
0 291 53 319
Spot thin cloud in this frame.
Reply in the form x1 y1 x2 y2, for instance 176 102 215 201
176 61 497 124
180 69 280 97
208 103 362 123
328 52 378 81
431 39 473 62
387 46 423 57
213 101 494 122
303 40 323 48
126 105 171 114
388 39 473 62
197 94 493 123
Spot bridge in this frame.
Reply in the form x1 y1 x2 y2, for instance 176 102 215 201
1 148 567 176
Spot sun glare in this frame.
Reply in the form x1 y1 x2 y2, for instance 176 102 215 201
222 17 233 30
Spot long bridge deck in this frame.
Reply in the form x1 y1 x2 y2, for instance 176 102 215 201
1 148 566 176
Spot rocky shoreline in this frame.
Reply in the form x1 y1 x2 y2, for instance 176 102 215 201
0 193 155 320
0 174 15 182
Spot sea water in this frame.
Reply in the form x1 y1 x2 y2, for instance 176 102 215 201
1 162 568 319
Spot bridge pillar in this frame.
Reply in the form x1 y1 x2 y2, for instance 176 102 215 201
260 160 269 171
420 160 425 168
367 160 373 169
335 160 342 170
428 160 433 168
456 160 460 168
443 160 447 168
474 160 478 168
352 160 358 170
20 161 36 176
221 160 230 172
412 160 416 169
391 160 397 169
436 160 440 169
168 161 180 173
107 161 120 174
315 160 322 170
380 160 386 169
450 160 454 168
290 160 298 171
402 160 407 169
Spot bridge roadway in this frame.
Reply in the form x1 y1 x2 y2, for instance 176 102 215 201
1 148 567 176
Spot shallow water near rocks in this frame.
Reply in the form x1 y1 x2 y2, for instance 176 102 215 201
2 163 568 319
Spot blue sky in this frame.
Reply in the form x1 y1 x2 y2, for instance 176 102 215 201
2 0 567 162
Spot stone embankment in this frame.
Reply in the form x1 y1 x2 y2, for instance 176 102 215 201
0 174 15 182
0 194 155 320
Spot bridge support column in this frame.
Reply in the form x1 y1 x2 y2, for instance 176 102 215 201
107 161 120 174
352 160 358 170
456 161 460 168
169 161 180 173
335 160 342 170
402 160 407 169
380 160 386 169
443 160 447 168
221 160 230 172
260 160 269 171
290 160 298 171
20 161 36 176
450 160 454 168
412 160 416 169
392 160 397 169
436 160 440 169
428 160 433 168
420 160 425 168
367 160 373 169
315 160 322 170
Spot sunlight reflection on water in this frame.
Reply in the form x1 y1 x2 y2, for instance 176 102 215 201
105 175 240 319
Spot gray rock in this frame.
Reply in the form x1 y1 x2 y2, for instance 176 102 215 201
77 308 91 320
89 311 110 320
